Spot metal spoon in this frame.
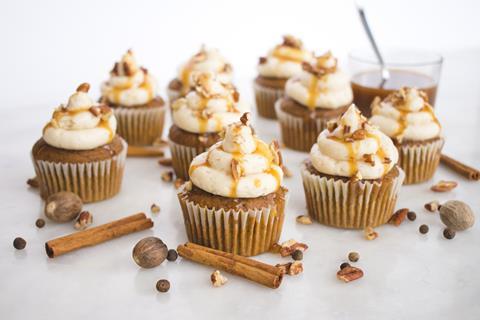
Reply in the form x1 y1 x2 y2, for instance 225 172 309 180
356 4 390 88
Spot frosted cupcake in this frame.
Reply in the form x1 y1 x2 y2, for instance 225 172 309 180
276 51 353 151
370 87 444 184
301 104 404 228
167 46 233 102
169 72 249 180
101 50 165 146
32 83 127 203
254 35 313 119
178 113 287 256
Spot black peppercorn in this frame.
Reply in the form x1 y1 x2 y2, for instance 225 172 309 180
340 262 350 270
167 249 178 262
35 218 45 228
407 211 417 221
443 228 456 240
13 237 26 250
291 249 303 261
156 279 170 293
419 224 429 234
348 252 360 262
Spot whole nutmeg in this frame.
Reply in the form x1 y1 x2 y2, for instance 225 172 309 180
156 279 170 293
439 200 475 231
44 192 83 222
132 237 168 268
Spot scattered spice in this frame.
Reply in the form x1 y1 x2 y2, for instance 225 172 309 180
419 224 429 234
439 200 475 231
443 228 456 240
211 270 228 287
364 227 378 240
424 200 440 212
276 261 303 276
132 237 168 268
431 180 458 192
348 252 360 262
340 262 350 270
389 208 408 226
44 191 83 222
157 158 173 166
161 171 174 182
13 237 26 250
156 279 170 293
167 249 178 262
440 154 480 181
337 266 364 283
74 211 93 230
407 211 417 221
279 239 308 257
296 215 313 225
150 204 160 214
291 250 303 261
27 177 39 188
35 218 45 228
174 178 185 189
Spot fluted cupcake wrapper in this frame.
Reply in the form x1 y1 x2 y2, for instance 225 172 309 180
178 192 286 256
113 106 165 146
398 138 444 185
32 139 127 203
253 82 284 119
301 163 405 229
275 100 330 152
168 139 209 181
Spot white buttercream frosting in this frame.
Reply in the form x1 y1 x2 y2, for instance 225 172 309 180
43 83 117 150
101 50 157 107
310 104 398 179
177 46 233 93
257 35 314 78
285 51 353 109
370 87 442 142
189 113 284 198
171 72 249 134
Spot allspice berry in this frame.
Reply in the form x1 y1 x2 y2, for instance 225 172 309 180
35 218 46 228
132 237 168 268
443 228 456 240
156 279 170 293
419 224 429 234
167 249 178 262
407 211 417 221
439 200 475 231
13 237 26 250
348 252 360 262
340 262 350 270
44 191 83 222
291 249 303 261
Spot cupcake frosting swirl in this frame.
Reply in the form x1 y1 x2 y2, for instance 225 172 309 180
171 72 249 134
369 87 441 142
101 50 156 107
43 83 117 150
310 104 398 180
257 35 314 79
177 46 233 93
285 51 353 109
189 113 284 198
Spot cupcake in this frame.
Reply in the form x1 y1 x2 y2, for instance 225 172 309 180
276 51 353 151
254 35 313 119
370 87 444 184
167 46 233 102
101 50 165 146
301 104 404 228
178 113 287 256
169 72 249 180
32 83 127 203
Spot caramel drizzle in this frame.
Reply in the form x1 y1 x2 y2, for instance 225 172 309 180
271 47 304 63
306 76 319 109
366 132 389 175
394 104 440 138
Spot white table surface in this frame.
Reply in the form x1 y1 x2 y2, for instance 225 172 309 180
1 49 479 320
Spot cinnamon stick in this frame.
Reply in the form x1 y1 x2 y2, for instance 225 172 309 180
127 145 165 157
440 153 480 181
177 242 283 289
46 213 153 258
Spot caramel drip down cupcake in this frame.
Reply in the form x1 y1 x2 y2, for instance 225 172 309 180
178 113 287 256
370 87 444 184
301 104 404 228
32 83 127 203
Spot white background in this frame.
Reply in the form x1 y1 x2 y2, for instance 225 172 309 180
1 1 480 320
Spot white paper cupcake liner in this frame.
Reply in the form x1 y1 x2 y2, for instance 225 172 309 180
275 100 330 152
398 138 444 184
168 139 209 180
32 139 127 203
178 191 286 256
253 81 285 119
301 163 405 229
113 106 165 146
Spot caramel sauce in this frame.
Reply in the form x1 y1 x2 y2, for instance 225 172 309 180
99 118 113 140
327 136 357 176
271 47 304 63
394 104 440 139
366 132 389 175
139 78 154 101
307 77 319 109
